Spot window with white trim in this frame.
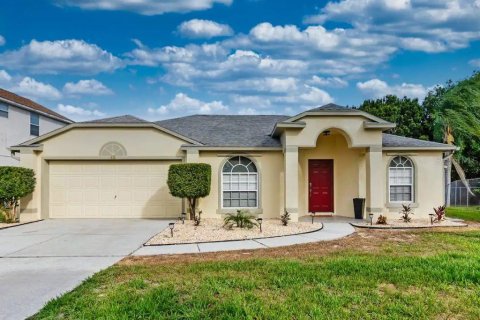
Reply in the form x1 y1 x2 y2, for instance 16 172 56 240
222 156 258 208
389 156 414 202
0 103 8 118
30 112 40 136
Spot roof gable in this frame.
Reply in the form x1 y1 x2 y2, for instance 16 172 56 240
16 115 202 147
0 88 72 123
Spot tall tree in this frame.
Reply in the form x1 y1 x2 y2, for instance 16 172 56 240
358 95 429 139
423 72 480 204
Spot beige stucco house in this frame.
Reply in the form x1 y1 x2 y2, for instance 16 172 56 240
11 104 455 222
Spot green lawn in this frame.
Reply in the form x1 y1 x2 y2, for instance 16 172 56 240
447 206 480 222
32 230 480 320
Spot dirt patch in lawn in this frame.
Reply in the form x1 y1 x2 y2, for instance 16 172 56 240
124 226 480 266
146 218 322 245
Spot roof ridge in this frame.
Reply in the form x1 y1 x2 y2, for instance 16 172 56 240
156 114 290 122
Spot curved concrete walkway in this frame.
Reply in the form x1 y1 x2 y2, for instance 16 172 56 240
133 220 355 256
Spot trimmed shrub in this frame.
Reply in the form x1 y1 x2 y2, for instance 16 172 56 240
0 166 36 223
167 163 211 220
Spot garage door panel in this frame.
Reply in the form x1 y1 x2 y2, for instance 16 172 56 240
84 177 100 188
49 161 181 218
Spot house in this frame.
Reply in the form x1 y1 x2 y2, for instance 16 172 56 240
11 104 455 222
0 88 72 165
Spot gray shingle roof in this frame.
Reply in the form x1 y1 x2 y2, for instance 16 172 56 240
382 134 454 149
83 115 149 124
156 115 289 147
78 111 453 150
305 103 357 113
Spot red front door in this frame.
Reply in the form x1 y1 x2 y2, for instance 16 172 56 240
309 160 334 212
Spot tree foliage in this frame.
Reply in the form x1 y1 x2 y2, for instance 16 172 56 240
425 72 480 179
358 72 480 180
358 95 429 139
167 163 211 220
0 166 36 222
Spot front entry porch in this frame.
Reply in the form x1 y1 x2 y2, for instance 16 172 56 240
284 128 384 221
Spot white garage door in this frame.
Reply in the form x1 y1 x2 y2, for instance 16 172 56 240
49 161 181 218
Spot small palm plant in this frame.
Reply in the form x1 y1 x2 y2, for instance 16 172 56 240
400 204 414 222
223 210 258 229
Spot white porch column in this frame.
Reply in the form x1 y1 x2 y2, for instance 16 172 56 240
366 146 384 219
284 146 299 222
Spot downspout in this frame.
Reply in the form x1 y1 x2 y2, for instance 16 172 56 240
443 150 454 207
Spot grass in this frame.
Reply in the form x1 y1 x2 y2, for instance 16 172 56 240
32 229 480 320
447 206 480 222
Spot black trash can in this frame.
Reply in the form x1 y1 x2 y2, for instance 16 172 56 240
353 198 365 219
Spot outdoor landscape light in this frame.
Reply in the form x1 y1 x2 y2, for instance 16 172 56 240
429 213 435 225
369 213 374 226
169 222 175 237
256 218 263 232
181 212 186 224
311 212 316 224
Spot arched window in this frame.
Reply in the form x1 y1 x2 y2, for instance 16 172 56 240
389 156 414 202
99 142 127 157
222 156 258 208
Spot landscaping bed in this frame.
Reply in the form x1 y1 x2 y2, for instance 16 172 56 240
351 218 467 229
146 218 322 245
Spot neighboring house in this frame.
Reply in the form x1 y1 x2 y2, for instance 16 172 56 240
11 104 455 222
0 88 72 166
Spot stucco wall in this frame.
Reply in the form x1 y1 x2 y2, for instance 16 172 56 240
196 151 285 219
40 127 186 158
298 133 365 217
0 105 66 166
382 151 445 220
284 116 383 148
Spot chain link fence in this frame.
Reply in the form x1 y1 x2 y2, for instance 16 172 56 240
449 178 480 207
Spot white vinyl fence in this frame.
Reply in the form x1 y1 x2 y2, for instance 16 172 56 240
449 178 480 207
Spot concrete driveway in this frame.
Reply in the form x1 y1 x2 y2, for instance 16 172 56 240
0 219 171 320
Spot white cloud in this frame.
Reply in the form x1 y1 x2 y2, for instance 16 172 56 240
250 23 340 50
178 19 233 38
0 39 122 74
63 79 113 95
230 95 271 108
11 77 62 100
148 93 228 115
0 70 12 83
299 85 335 104
304 0 480 53
237 107 258 115
357 78 427 100
308 76 348 88
59 0 233 15
126 41 227 67
470 59 480 67
275 85 334 105
57 103 106 121
212 77 298 93
0 35 5 46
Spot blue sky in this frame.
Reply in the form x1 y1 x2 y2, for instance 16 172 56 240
0 0 479 121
